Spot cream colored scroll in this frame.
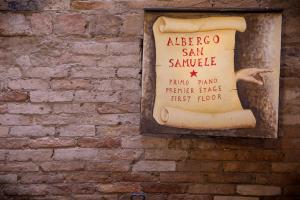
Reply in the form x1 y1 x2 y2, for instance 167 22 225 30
152 16 256 130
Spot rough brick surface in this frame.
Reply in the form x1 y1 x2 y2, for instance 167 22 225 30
0 0 299 199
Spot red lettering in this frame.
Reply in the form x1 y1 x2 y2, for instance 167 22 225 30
167 37 173 46
169 59 174 67
204 36 210 44
213 35 220 43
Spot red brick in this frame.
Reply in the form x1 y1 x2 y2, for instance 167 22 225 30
280 125 300 138
0 90 28 102
145 149 187 160
188 184 235 194
214 196 259 200
208 173 253 184
168 194 211 200
7 103 51 114
271 162 300 173
235 150 284 161
86 161 130 172
3 184 59 196
0 103 7 113
64 172 111 183
58 125 95 137
282 138 300 149
121 136 168 148
0 138 29 149
7 149 53 161
177 161 222 172
10 125 55 137
0 126 9 137
190 150 236 160
54 183 97 194
29 137 76 148
133 161 176 172
78 137 121 148
223 162 270 173
30 13 52 35
237 185 281 196
40 161 85 172
71 1 112 10
98 182 140 193
55 14 87 35
142 183 187 193
0 174 18 183
51 79 92 90
73 194 118 200
284 185 300 195
20 173 65 184
97 125 139 136
0 162 39 172
255 174 300 185
97 103 140 114
54 148 98 161
112 172 158 182
160 172 206 183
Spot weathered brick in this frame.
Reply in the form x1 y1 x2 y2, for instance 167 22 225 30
97 125 139 136
10 125 55 137
271 162 300 173
7 149 52 161
0 138 29 149
93 79 140 91
0 162 39 172
237 185 281 196
65 171 111 183
54 148 98 161
255 174 300 185
214 196 259 200
30 91 74 102
78 137 121 148
20 173 65 184
74 91 118 103
112 172 158 182
121 14 143 36
86 161 130 172
30 13 52 35
284 185 300 195
53 103 96 114
207 173 253 184
142 183 187 193
133 161 176 172
7 103 51 114
0 114 32 125
145 149 187 160
223 162 270 173
121 136 168 149
98 55 140 67
3 184 58 196
97 103 140 114
58 125 95 137
51 79 92 90
0 174 18 183
98 182 140 193
120 90 141 103
40 161 85 171
53 183 97 194
25 65 70 78
55 14 87 35
117 67 140 78
71 0 112 10
0 13 30 36
160 172 205 183
8 79 49 90
177 161 222 172
188 184 235 195
282 138 300 149
97 149 143 161
74 194 118 200
190 150 236 160
168 194 211 200
108 42 140 55
89 14 121 37
0 90 29 102
29 137 76 148
0 126 9 137
71 67 115 78
70 42 107 55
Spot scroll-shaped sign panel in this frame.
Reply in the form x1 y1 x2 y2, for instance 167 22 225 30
141 10 282 138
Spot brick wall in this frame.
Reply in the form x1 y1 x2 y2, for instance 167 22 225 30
0 0 299 199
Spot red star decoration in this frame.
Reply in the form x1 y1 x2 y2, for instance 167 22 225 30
190 70 198 77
